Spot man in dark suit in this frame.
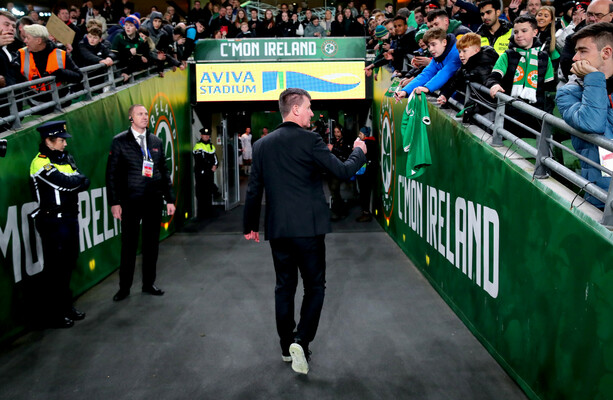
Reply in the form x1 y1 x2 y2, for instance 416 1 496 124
243 88 367 375
106 104 176 302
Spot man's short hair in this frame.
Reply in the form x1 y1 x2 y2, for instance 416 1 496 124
279 88 311 117
88 26 102 37
173 25 186 36
24 24 48 39
478 0 501 11
426 9 448 22
422 26 447 43
573 22 613 50
513 15 538 30
393 15 407 24
312 15 319 21
0 10 17 22
128 104 146 117
18 16 35 27
86 19 102 30
456 32 482 49
385 3 393 8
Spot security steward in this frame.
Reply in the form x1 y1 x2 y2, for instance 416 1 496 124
30 120 90 328
192 128 218 219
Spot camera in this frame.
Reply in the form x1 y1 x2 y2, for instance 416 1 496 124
0 139 6 157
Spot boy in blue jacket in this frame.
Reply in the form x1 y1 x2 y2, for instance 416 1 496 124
394 27 462 100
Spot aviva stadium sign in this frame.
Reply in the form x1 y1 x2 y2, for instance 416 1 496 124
193 37 365 62
193 38 366 101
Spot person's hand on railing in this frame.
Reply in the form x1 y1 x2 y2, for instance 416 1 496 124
100 57 114 67
437 94 447 105
489 84 505 98
570 59 598 78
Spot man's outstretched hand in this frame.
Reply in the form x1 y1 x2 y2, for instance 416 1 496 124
244 231 260 243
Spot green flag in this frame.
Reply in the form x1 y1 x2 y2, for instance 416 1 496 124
401 92 432 179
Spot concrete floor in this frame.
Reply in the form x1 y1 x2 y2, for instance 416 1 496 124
0 202 528 400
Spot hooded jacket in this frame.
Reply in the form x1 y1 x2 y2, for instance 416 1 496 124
401 34 462 95
447 19 472 37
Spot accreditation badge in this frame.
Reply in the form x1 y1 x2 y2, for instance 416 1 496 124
142 160 154 178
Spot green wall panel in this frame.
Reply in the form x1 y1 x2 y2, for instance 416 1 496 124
372 70 613 400
0 71 191 343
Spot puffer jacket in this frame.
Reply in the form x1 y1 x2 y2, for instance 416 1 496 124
106 128 175 205
556 72 613 207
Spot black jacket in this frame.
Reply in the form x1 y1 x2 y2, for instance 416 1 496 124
78 36 116 66
440 45 499 99
243 121 366 240
106 128 175 205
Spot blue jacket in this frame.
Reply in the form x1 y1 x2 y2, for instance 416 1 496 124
556 72 613 207
401 34 462 95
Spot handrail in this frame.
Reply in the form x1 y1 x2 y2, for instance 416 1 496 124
0 62 162 134
445 82 613 227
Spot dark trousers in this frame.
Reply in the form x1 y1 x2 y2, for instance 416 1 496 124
357 167 375 213
270 235 326 348
36 216 79 319
119 197 163 291
195 171 214 218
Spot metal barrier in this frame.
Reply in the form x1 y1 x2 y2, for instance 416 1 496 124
0 62 161 132
445 82 613 227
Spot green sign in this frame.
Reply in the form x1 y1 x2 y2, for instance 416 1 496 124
0 70 192 344
373 69 613 400
194 37 366 62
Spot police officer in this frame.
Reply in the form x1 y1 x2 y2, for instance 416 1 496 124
30 121 90 328
192 128 218 219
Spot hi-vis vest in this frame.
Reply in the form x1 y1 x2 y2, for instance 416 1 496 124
18 47 65 91
480 28 512 55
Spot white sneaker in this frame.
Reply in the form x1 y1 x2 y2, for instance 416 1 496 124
289 343 309 375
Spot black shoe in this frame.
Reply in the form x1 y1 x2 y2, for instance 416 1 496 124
66 307 86 321
142 285 165 296
50 317 74 329
113 289 130 301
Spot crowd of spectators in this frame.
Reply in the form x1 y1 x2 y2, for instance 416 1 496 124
2 0 613 208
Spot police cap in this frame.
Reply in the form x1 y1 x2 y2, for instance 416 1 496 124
200 128 210 136
37 121 72 139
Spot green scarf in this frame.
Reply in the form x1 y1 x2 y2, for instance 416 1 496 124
511 48 539 104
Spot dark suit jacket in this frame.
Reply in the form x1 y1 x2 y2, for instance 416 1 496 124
243 121 367 240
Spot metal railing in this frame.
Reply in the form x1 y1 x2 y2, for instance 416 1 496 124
0 62 162 132
445 82 613 227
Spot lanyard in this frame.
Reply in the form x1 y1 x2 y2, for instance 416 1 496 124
141 147 152 161
609 94 613 109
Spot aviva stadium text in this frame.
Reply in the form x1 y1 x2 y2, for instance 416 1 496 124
199 71 256 95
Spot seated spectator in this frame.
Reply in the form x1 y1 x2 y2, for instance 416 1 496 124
321 9 334 35
111 13 148 82
304 16 326 37
437 32 498 109
556 22 613 208
235 21 254 38
426 8 472 38
330 12 344 36
486 15 555 109
290 13 304 36
15 24 82 110
232 9 249 37
301 9 314 28
209 6 231 38
248 9 261 35
476 0 513 55
258 9 275 37
275 3 291 24
394 27 462 99
276 12 295 37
